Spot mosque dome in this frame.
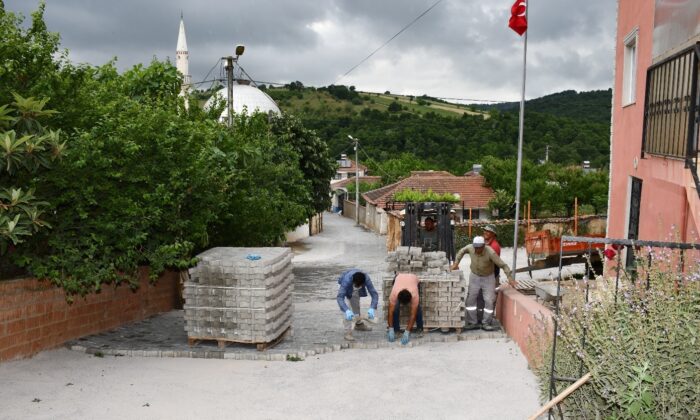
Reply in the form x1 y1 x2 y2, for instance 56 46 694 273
204 81 281 121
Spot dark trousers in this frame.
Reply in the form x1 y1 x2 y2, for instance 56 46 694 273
393 304 424 332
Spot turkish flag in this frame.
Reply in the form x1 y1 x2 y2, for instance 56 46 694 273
509 0 528 36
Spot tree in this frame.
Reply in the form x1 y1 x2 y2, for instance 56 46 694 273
269 113 336 218
0 94 64 253
388 101 402 113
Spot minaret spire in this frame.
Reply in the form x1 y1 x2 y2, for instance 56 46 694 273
176 14 191 93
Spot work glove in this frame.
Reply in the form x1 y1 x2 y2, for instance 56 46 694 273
367 308 375 320
401 330 410 345
345 309 354 321
387 329 395 342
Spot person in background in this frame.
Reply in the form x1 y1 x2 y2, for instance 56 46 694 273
386 272 423 345
336 269 379 341
422 216 438 251
451 236 515 331
477 225 502 325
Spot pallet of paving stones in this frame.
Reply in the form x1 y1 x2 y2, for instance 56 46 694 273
183 247 294 350
383 247 466 329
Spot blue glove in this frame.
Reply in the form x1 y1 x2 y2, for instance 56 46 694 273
345 309 354 321
246 254 261 261
401 330 410 345
387 329 395 342
367 308 375 320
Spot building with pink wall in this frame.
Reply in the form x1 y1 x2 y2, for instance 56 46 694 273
608 0 699 263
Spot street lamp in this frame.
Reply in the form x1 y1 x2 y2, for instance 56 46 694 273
224 44 246 127
348 135 360 225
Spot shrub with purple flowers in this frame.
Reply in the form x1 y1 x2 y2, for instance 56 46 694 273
534 248 700 417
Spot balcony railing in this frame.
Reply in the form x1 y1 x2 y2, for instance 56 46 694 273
642 42 700 197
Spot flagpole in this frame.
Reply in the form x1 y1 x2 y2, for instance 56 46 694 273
511 3 527 279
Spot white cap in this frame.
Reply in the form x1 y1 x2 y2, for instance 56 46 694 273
472 236 485 247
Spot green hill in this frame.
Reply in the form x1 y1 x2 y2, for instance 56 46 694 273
474 89 612 123
260 83 611 174
264 84 489 120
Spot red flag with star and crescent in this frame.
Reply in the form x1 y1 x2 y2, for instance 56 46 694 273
509 0 528 35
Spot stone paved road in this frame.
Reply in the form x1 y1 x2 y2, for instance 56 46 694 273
67 212 505 359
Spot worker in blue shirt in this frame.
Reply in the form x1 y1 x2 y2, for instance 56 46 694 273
336 269 379 341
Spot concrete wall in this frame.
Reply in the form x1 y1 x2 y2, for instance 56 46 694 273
342 200 388 235
608 0 699 244
496 288 553 367
285 213 324 243
0 269 180 362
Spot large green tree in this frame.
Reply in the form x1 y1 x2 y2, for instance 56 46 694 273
1 3 336 296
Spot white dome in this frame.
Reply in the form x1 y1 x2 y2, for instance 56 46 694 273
204 83 280 121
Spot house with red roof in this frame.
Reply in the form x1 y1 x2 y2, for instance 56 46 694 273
362 170 496 222
332 153 367 182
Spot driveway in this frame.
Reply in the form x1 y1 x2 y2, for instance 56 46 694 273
0 213 542 419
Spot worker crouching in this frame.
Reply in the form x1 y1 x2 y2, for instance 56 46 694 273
336 269 379 341
387 273 423 345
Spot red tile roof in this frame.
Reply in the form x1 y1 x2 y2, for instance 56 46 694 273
363 172 494 209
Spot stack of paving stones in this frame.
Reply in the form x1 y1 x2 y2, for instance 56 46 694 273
384 246 465 329
183 247 293 345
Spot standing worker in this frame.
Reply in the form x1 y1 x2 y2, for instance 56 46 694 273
386 272 424 345
336 269 379 341
451 236 515 331
477 225 502 325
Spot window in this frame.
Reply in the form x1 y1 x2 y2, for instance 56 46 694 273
642 43 699 158
622 29 639 106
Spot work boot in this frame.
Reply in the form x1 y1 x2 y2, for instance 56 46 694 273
344 332 355 341
481 324 495 331
354 321 372 331
463 323 480 331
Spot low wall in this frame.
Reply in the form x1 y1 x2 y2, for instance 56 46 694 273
496 287 553 367
0 268 180 362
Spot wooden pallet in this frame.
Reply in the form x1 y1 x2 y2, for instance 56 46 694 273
187 326 291 351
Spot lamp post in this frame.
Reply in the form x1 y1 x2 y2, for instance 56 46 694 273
348 135 360 225
223 44 245 127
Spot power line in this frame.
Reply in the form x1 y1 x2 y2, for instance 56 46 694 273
358 143 393 180
333 0 444 85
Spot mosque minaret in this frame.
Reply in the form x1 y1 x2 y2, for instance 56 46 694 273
176 13 191 95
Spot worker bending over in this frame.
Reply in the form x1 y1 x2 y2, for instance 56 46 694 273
336 269 379 341
451 236 516 331
387 272 423 345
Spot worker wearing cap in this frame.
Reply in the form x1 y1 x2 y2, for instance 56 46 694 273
477 225 502 324
451 236 515 331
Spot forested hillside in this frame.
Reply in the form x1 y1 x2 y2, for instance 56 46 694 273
474 89 612 123
265 84 612 173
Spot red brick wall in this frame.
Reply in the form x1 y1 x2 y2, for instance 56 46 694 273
497 288 553 367
0 268 180 362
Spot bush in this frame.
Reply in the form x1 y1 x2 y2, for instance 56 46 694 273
534 252 700 417
393 189 458 203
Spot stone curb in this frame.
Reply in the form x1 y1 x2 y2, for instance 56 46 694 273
67 330 507 362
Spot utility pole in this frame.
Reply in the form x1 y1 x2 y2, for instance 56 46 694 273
224 56 234 127
348 135 360 225
545 144 549 162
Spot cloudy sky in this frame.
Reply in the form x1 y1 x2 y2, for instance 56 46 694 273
5 0 617 102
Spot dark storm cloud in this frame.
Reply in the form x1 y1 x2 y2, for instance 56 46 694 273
5 0 616 100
